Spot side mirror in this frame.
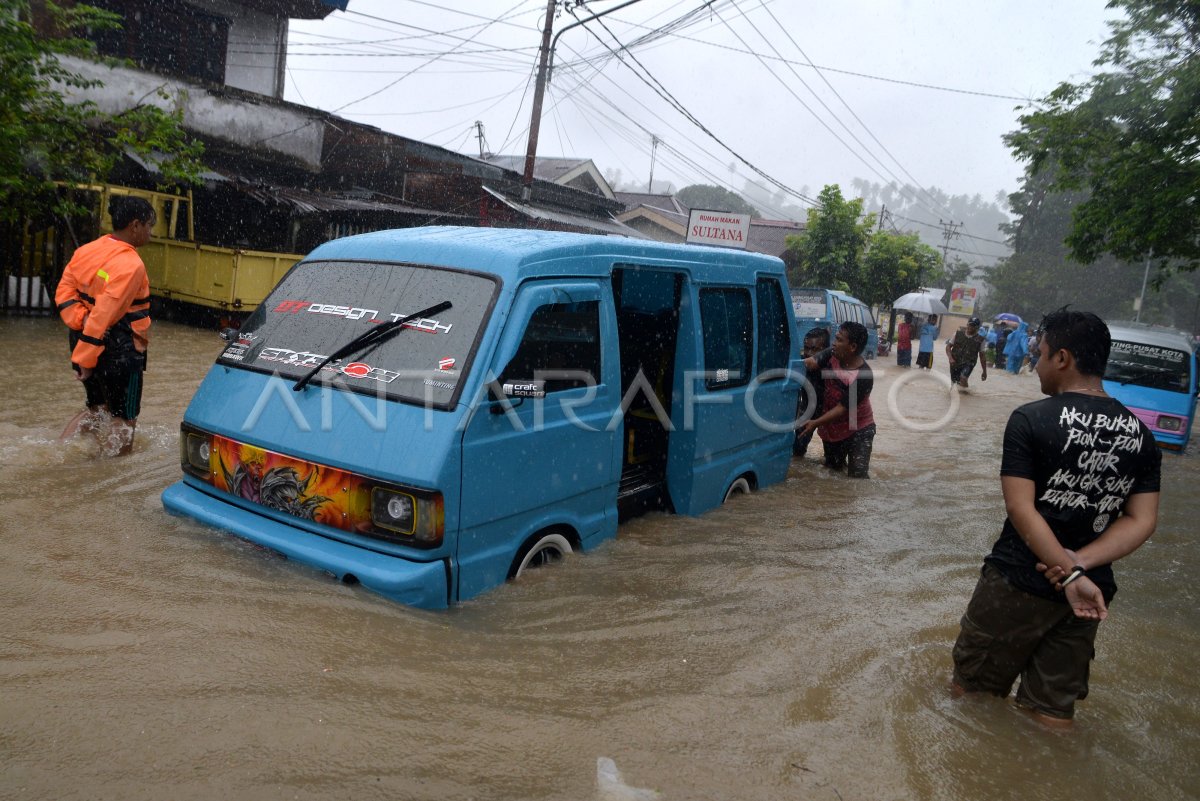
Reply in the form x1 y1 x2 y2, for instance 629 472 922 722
487 379 545 413
219 327 238 342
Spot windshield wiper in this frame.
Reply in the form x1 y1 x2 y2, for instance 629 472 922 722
1112 364 1169 387
292 300 452 392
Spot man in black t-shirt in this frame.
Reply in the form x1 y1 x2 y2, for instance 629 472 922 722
951 309 1161 726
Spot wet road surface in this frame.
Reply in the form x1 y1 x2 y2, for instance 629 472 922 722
2 317 1197 800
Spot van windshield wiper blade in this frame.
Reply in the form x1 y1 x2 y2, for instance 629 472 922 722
292 300 451 392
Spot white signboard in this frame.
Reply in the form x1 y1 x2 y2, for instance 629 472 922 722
686 209 751 249
947 283 978 316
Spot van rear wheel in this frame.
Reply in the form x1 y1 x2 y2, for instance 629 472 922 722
511 533 573 579
723 476 752 502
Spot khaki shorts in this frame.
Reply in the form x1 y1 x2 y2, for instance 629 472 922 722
952 564 1099 719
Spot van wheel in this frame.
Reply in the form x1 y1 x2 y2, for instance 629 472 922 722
723 476 752 502
511 532 573 579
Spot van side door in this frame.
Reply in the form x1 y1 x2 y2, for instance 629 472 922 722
457 280 620 600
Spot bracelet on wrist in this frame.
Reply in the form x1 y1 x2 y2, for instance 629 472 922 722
1060 565 1087 587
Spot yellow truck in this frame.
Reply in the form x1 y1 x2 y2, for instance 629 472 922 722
94 184 302 317
16 184 301 320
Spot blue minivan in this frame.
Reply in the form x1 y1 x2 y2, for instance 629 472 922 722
162 227 805 608
790 287 879 359
1102 322 1198 452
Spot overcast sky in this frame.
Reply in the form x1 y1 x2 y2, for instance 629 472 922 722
284 0 1117 230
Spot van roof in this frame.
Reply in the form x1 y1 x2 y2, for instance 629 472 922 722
1107 321 1196 352
304 225 785 283
790 286 869 304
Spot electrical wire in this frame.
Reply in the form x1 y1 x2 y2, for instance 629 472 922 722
559 69 802 218
719 1 1008 252
553 39 811 216
578 10 814 207
562 13 1033 102
258 0 531 146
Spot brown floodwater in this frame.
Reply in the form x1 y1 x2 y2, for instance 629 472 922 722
2 316 1197 801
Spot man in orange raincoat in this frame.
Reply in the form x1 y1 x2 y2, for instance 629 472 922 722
54 196 156 455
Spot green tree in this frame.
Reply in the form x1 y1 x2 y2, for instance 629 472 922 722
676 184 756 216
0 0 203 226
858 230 940 309
1005 0 1200 274
942 256 973 287
986 163 1200 328
784 184 875 289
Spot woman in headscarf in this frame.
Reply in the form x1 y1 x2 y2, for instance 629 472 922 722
1004 320 1029 374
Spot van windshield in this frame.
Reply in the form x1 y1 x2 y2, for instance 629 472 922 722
1104 339 1192 393
217 260 497 407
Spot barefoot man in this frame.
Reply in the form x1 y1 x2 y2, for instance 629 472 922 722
55 196 156 456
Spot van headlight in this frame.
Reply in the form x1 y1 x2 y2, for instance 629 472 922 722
181 425 214 478
1157 415 1183 431
371 486 444 546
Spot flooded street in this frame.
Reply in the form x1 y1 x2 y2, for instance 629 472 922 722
2 316 1197 801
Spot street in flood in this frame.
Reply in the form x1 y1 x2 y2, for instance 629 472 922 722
2 316 1197 801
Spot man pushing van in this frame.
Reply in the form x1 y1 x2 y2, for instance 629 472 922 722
55 196 156 456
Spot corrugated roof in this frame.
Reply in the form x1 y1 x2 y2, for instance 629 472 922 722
240 184 447 216
480 155 590 183
615 192 687 215
746 219 804 257
482 186 647 238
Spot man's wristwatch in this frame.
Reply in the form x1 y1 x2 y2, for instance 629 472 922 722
1060 565 1087 587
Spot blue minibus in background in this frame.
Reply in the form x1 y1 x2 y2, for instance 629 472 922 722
790 287 879 359
162 226 805 608
1102 322 1198 452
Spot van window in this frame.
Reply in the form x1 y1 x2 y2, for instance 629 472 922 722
755 277 790 376
500 301 601 393
700 287 753 390
217 260 496 407
791 290 826 319
1105 340 1192 392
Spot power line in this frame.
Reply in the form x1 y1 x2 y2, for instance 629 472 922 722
713 2 937 218
559 17 1034 101
551 30 812 216
579 9 814 207
259 0 531 146
890 212 1009 246
558 49 808 213
750 2 961 226
558 64 805 218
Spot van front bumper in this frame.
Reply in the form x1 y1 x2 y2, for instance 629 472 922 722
161 481 450 609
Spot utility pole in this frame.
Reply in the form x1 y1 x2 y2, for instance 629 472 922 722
938 219 962 268
648 134 659 192
876 204 890 233
474 120 488 159
522 0 559 200
526 0 646 199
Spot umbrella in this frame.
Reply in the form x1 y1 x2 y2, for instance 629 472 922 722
893 291 948 315
994 312 1023 325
